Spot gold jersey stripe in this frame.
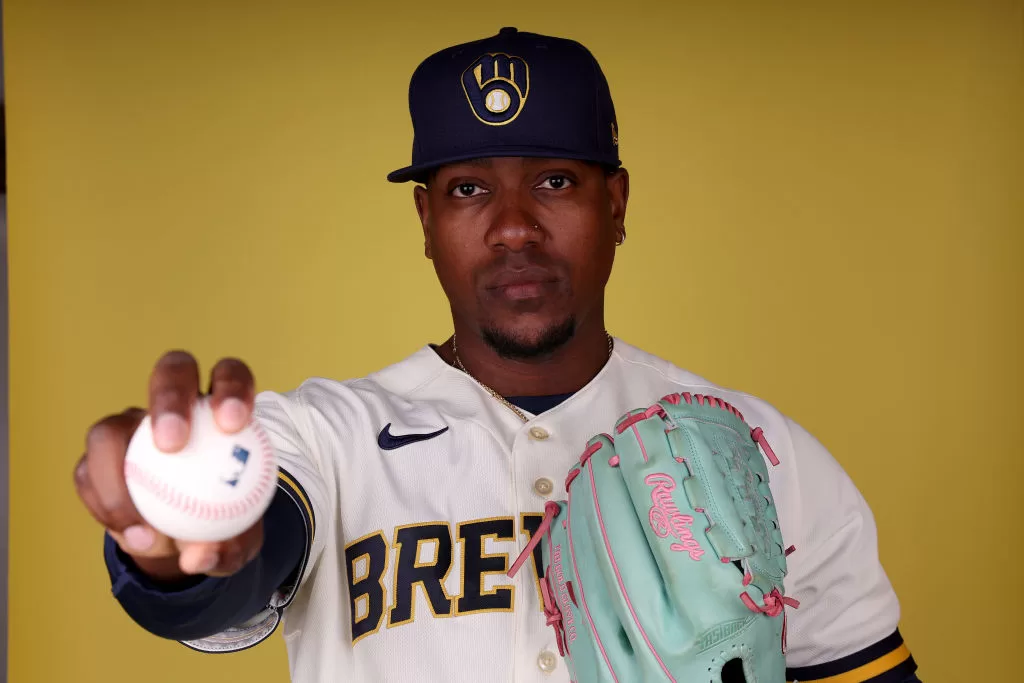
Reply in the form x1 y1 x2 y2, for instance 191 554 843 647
277 470 315 540
788 643 912 683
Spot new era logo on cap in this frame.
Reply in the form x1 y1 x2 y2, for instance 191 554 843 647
387 27 621 184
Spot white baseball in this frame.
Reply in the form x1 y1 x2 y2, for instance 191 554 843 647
124 397 278 542
485 88 511 113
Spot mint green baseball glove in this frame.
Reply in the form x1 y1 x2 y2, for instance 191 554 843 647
509 392 798 683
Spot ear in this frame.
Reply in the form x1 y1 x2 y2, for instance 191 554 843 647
413 185 432 259
606 168 630 242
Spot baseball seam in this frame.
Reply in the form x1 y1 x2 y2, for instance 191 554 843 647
124 422 276 522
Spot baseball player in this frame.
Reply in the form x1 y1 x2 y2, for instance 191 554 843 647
74 28 921 683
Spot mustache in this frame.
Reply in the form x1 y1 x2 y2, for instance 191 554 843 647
476 253 566 283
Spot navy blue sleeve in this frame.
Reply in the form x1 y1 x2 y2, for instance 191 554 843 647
104 486 306 642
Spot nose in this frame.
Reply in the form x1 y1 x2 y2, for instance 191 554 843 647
485 200 544 252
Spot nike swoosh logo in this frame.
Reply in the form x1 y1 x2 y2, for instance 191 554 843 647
377 423 449 451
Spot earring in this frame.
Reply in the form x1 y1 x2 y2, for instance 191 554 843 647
615 232 625 246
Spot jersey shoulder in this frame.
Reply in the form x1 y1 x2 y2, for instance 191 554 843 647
609 339 795 447
255 345 450 422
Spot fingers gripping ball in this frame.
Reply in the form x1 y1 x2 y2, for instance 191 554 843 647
124 397 278 542
509 393 798 683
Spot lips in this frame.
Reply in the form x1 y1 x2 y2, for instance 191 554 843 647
496 281 555 300
485 267 561 301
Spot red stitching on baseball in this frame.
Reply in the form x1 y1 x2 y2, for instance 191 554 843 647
124 420 276 523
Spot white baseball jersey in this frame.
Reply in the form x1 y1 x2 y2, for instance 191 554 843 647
183 338 913 682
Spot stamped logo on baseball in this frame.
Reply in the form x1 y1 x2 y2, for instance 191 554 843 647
124 397 278 542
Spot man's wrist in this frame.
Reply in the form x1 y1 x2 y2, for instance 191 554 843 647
128 554 191 586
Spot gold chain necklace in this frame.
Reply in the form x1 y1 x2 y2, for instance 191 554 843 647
451 332 614 423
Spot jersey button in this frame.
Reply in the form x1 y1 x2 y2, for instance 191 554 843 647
529 426 550 440
533 477 554 497
537 650 558 673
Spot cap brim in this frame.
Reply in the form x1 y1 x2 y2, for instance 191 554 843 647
386 146 621 184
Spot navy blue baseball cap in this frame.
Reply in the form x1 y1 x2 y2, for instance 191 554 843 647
387 27 621 184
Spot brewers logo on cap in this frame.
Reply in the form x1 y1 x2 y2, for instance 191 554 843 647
461 53 530 126
387 28 621 183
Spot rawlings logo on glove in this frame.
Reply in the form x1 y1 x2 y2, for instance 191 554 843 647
509 392 799 683
646 473 705 560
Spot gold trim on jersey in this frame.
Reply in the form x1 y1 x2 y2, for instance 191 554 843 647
354 594 370 622
277 469 315 540
345 529 389 645
387 521 456 628
455 516 516 615
350 551 371 584
787 643 913 682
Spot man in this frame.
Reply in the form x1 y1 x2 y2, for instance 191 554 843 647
74 27 920 683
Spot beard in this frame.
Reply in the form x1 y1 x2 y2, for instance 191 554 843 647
481 317 576 361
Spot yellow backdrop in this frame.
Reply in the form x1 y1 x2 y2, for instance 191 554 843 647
6 1 1022 681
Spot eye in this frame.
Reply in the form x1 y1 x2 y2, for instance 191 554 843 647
537 175 573 190
450 183 488 198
